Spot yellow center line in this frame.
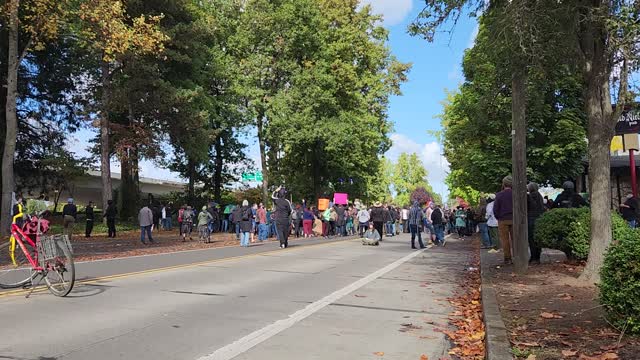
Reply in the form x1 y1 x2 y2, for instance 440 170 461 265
0 238 356 299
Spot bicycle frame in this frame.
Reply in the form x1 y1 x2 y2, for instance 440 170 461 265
9 223 44 272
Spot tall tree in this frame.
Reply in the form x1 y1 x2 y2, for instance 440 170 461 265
76 0 166 213
2 0 70 236
413 0 638 280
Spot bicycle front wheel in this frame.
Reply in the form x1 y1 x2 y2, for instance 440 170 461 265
43 237 75 297
0 237 36 289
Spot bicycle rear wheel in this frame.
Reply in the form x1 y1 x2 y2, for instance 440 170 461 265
43 237 75 297
0 236 37 289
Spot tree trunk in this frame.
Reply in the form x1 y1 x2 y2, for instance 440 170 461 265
214 135 224 204
1 0 20 237
578 3 619 283
100 59 113 214
257 115 269 205
580 73 615 284
511 67 529 274
187 158 196 204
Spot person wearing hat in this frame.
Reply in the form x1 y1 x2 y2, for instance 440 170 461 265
62 198 78 240
553 181 589 209
369 201 386 242
493 176 514 264
271 187 292 248
197 205 213 243
485 194 500 250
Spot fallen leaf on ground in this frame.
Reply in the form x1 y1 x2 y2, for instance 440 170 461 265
540 312 563 319
354 294 367 298
526 355 537 360
600 353 619 360
420 355 428 360
373 352 385 356
562 349 578 357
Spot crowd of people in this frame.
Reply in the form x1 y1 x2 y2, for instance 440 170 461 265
127 191 460 251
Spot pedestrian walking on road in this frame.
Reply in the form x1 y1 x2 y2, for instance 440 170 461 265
454 206 466 239
85 201 95 238
370 202 386 241
198 206 213 243
430 204 446 246
357 206 370 236
62 198 77 240
239 200 253 247
139 204 155 245
494 175 514 264
105 199 117 238
302 205 314 238
257 203 268 241
272 187 293 248
181 206 194 241
409 201 425 249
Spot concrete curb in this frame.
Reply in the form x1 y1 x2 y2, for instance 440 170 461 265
480 250 513 360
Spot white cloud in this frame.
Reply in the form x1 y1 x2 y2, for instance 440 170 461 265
360 0 413 27
386 133 450 199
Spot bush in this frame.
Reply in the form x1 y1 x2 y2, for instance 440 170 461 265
599 230 640 334
534 208 589 260
566 210 591 260
535 209 629 261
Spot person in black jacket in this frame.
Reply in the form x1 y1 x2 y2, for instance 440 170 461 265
430 204 445 246
85 201 95 238
62 198 78 240
272 187 292 248
369 202 386 241
554 181 588 208
104 200 118 238
527 182 546 264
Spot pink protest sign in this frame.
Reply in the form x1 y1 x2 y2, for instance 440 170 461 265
333 193 348 205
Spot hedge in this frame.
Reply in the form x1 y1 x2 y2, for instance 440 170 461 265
534 208 629 261
599 230 640 334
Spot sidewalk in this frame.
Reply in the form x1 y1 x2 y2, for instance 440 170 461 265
230 233 475 360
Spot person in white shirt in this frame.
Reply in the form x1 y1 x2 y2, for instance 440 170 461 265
401 206 410 233
357 207 370 236
485 194 500 250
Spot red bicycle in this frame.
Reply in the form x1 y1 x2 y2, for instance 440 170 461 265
0 211 75 297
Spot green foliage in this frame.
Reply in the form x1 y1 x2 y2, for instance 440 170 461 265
566 210 591 261
536 209 631 261
599 230 640 334
534 208 589 260
439 13 587 194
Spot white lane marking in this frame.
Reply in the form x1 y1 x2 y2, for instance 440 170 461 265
197 248 427 360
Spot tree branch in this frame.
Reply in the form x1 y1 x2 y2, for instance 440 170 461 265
612 53 629 122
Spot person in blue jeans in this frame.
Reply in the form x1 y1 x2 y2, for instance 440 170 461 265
138 205 155 245
239 200 253 247
477 198 491 248
430 204 446 246
408 202 425 249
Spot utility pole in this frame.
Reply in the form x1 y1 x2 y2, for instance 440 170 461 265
512 67 529 274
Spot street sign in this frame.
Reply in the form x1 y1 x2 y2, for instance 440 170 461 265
241 172 263 182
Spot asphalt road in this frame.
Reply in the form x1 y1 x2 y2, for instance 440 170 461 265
0 233 463 360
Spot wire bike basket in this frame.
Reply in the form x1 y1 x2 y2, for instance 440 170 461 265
37 235 72 268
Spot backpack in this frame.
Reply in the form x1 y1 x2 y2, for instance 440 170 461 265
242 208 250 221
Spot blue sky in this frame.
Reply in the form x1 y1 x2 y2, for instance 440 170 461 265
367 0 477 199
68 0 478 200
